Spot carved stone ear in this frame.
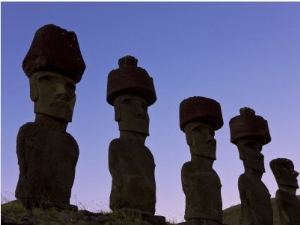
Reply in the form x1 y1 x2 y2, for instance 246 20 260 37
29 76 38 101
239 149 246 160
185 133 192 146
114 105 121 122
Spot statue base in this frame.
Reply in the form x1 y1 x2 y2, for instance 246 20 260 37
119 208 166 224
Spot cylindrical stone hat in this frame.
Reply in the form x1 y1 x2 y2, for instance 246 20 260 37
106 55 157 106
179 96 224 131
229 107 271 145
22 24 86 83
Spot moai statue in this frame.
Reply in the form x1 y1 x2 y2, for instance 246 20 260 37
15 24 86 210
179 96 224 225
229 107 273 225
106 55 165 224
270 158 300 225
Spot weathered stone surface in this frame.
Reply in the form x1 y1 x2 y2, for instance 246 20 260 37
15 24 85 209
106 55 156 106
179 96 223 131
270 158 300 225
29 71 77 122
180 96 223 224
238 173 273 225
109 136 156 213
22 24 86 83
15 119 79 209
107 56 165 223
229 107 271 145
229 107 273 225
181 161 222 221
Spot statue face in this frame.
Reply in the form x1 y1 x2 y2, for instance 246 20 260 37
277 160 299 189
114 94 149 135
31 72 76 122
237 139 265 172
185 122 216 159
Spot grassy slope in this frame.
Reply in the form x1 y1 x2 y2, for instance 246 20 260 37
1 200 175 225
222 195 300 225
2 196 300 224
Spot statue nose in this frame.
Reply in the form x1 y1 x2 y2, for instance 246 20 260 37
293 170 299 178
135 109 148 121
55 84 69 101
207 139 216 146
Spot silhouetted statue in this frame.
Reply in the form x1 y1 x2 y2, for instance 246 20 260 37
270 158 300 225
229 107 273 225
15 24 86 210
179 96 224 225
106 55 165 224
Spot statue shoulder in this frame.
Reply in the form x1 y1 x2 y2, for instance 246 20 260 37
109 138 124 149
18 122 35 132
108 138 127 157
181 161 193 174
17 122 37 139
238 173 247 188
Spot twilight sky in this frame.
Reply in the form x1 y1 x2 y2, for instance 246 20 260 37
1 2 300 222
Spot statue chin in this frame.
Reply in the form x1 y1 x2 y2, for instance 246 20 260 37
119 123 149 136
191 147 216 160
35 105 73 122
49 104 73 122
244 160 265 173
278 179 299 189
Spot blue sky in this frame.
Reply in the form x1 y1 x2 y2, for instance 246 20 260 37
2 2 300 222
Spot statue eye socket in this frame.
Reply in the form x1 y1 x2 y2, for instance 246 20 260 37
141 103 147 110
245 142 254 148
66 84 75 94
122 98 131 104
38 76 51 83
244 142 262 151
192 127 203 133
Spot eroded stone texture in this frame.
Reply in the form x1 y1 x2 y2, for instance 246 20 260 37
23 24 85 83
179 96 224 225
15 24 85 210
229 107 273 225
270 158 300 225
107 56 165 224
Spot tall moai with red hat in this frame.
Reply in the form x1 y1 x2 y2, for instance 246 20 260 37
229 107 273 225
270 158 300 225
16 24 86 210
106 55 165 224
178 96 224 225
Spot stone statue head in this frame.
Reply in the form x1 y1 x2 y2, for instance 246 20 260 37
106 55 156 106
22 24 86 122
270 158 299 190
29 71 76 122
107 56 156 136
229 107 271 172
184 121 216 159
113 94 149 135
229 107 271 145
236 139 265 172
180 96 223 160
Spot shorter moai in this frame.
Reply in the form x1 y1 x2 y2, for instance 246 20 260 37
106 55 165 224
15 24 86 210
229 107 273 225
178 96 224 225
270 158 300 225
